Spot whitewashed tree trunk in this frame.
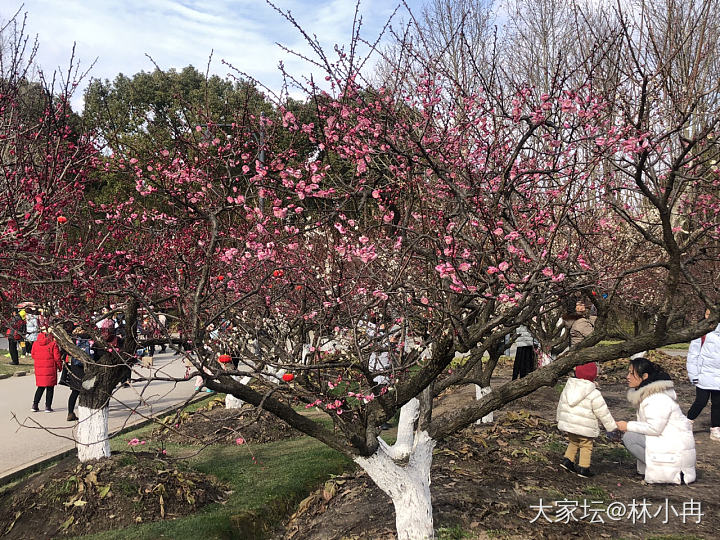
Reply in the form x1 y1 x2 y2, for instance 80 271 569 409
355 430 435 540
76 405 111 462
475 385 493 424
225 376 252 408
385 398 420 460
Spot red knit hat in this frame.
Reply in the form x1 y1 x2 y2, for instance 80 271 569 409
575 362 598 382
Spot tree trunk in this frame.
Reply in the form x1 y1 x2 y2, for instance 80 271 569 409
225 375 252 408
355 430 435 540
475 385 493 424
75 299 140 462
76 405 111 461
384 398 419 459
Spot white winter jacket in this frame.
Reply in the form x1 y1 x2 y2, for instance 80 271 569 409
515 325 535 348
556 378 617 438
687 324 720 390
626 380 696 484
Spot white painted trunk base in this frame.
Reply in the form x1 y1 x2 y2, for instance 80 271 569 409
225 376 252 408
356 431 435 540
76 405 111 462
475 385 493 424
385 398 419 460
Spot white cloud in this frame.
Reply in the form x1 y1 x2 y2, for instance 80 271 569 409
2 0 424 110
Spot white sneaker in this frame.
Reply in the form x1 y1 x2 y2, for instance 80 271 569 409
710 427 720 440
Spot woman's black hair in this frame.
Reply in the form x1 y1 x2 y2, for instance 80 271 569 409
630 357 671 387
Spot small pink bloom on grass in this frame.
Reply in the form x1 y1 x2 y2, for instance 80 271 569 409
236 437 245 445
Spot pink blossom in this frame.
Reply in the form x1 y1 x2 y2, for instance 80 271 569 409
542 267 554 277
435 262 455 277
236 437 246 445
498 261 510 272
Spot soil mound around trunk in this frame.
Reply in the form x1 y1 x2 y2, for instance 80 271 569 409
274 371 720 540
154 398 301 446
0 453 227 539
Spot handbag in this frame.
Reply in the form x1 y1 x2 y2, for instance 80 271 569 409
59 364 70 386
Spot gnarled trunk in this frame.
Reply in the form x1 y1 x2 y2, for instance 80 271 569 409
225 375 252 408
355 430 435 540
475 385 493 424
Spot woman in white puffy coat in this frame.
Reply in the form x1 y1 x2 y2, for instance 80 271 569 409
617 358 696 484
686 310 720 440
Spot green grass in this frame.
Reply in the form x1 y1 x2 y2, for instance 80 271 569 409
75 399 351 539
0 353 33 376
583 485 607 499
595 445 633 464
77 436 351 539
486 529 513 538
436 524 473 539
545 440 565 454
597 341 689 351
647 536 705 540
662 343 690 350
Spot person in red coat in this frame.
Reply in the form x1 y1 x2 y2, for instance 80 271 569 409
31 331 62 412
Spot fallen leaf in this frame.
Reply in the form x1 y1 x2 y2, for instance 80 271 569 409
59 515 75 531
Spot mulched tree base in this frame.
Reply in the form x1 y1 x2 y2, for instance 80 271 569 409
274 356 720 540
153 398 301 446
0 453 227 539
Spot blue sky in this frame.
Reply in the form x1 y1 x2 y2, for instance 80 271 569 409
3 0 426 110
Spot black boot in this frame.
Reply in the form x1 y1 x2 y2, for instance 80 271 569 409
560 458 575 472
575 466 595 478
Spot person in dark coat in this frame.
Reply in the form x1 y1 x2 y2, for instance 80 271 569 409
5 309 25 365
61 328 90 421
31 331 62 412
512 325 536 380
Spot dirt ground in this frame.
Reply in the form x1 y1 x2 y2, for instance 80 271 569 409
0 452 227 539
275 352 719 539
153 396 301 446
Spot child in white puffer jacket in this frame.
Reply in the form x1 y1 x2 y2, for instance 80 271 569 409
556 362 618 477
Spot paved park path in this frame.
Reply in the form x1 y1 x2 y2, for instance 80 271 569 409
0 335 688 483
0 342 198 482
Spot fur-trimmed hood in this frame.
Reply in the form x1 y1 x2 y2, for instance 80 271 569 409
627 379 676 407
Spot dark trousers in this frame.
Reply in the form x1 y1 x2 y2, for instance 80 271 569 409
25 340 34 355
68 389 79 414
687 387 720 427
33 386 55 408
512 346 535 380
8 339 19 364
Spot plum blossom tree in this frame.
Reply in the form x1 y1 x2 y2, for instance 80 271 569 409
3 3 720 539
